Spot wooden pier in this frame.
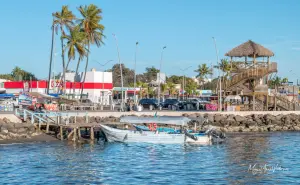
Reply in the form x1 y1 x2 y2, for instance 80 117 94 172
34 122 105 142
15 108 117 142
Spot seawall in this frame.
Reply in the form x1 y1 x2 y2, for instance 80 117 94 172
31 110 300 118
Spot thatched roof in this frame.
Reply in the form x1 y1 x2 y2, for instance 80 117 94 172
225 40 274 57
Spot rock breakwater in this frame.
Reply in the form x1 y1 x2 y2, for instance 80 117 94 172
62 113 300 132
0 118 39 140
184 113 300 132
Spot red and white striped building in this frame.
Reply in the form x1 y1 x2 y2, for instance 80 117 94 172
1 69 114 104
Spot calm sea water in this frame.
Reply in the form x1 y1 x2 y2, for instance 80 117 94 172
0 132 299 185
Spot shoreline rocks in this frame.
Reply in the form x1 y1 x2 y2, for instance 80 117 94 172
0 118 40 140
63 113 300 133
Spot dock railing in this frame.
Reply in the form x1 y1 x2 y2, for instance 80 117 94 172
14 108 90 125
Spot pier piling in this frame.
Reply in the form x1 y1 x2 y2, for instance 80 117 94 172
46 123 49 133
90 127 94 140
60 126 63 140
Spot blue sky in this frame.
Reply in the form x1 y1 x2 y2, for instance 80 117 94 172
0 0 300 82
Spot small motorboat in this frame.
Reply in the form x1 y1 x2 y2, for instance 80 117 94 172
100 116 225 145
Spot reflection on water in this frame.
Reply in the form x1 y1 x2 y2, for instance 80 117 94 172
0 132 299 184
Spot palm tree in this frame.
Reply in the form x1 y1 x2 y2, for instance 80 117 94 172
185 79 197 96
214 59 231 87
77 4 105 99
62 25 88 95
217 59 231 76
194 64 212 89
167 82 176 98
269 76 281 92
53 6 75 94
136 81 148 98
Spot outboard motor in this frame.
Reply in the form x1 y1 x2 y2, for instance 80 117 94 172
205 126 226 143
184 129 198 141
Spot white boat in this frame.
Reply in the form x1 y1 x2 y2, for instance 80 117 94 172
100 116 225 144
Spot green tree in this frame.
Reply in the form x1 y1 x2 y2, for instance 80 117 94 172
185 78 198 96
63 25 88 94
111 64 134 87
194 63 212 89
53 5 75 93
281 77 288 84
78 4 105 99
0 74 14 81
11 67 38 81
144 66 160 82
167 82 177 97
136 81 148 98
167 75 183 84
63 25 87 71
269 76 281 91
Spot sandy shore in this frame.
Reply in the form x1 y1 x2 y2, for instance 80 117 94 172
0 133 59 145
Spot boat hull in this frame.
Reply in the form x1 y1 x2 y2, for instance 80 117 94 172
185 135 211 145
100 124 212 145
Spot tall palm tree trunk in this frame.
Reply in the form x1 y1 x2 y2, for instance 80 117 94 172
47 21 55 94
60 27 66 95
80 44 90 100
66 59 71 72
73 57 81 96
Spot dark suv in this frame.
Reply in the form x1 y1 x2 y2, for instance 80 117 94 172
161 99 183 109
139 98 160 109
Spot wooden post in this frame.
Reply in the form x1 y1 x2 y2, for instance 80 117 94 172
90 127 94 140
266 94 269 111
274 96 277 111
60 126 63 140
78 127 81 140
46 123 49 133
253 92 255 111
73 128 77 141
66 114 69 125
74 116 77 124
85 112 88 124
67 129 74 140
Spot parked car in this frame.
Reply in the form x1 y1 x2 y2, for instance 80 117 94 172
184 98 210 110
161 99 183 110
139 98 160 109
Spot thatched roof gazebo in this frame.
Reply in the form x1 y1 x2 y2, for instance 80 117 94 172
225 40 274 58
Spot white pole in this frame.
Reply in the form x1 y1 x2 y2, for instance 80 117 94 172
102 70 104 106
183 75 185 99
158 46 166 107
113 34 124 111
212 37 222 112
180 66 192 100
134 42 139 103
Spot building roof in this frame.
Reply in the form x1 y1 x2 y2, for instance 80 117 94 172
225 40 274 57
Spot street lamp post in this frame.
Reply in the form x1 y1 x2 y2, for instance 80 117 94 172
212 37 222 112
134 42 139 103
95 60 113 109
112 34 124 111
180 66 192 100
158 46 166 108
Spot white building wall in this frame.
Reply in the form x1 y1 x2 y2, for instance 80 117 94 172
65 70 113 83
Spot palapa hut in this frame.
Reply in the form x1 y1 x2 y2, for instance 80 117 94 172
224 40 277 111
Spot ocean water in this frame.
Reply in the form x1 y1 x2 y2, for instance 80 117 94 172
0 132 299 185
